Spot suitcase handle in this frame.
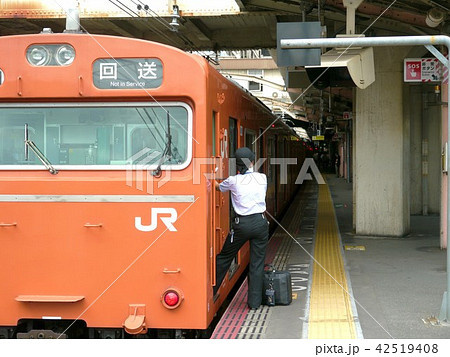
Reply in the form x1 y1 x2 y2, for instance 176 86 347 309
264 264 276 272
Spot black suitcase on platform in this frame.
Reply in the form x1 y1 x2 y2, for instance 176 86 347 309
262 265 292 306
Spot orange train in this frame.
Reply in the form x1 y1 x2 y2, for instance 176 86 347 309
0 29 307 338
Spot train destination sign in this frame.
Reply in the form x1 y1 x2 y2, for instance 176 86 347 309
93 58 163 89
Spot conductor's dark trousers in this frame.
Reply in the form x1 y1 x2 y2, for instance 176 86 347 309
214 213 269 308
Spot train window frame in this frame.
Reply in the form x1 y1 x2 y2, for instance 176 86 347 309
0 102 193 171
244 128 257 160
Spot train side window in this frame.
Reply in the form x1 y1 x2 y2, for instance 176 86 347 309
244 129 256 158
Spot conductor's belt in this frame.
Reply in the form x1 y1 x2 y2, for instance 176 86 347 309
236 212 265 217
235 212 266 222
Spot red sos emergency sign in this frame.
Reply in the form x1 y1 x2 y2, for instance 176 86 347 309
404 60 421 81
404 58 441 82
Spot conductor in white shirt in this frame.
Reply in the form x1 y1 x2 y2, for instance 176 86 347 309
214 147 269 310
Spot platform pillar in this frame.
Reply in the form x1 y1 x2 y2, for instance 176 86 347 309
354 46 411 237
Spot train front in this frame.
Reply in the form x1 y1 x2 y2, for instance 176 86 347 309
0 32 211 338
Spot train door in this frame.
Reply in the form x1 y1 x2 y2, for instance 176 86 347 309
227 118 239 278
211 111 221 290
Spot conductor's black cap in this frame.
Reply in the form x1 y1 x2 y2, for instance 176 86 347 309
235 147 255 162
235 147 255 174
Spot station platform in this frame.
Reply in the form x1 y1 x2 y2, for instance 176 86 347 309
211 176 450 339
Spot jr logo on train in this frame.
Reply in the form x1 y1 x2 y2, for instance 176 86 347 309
135 208 178 232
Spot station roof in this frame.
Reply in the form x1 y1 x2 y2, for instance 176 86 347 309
0 1 448 129
0 1 448 51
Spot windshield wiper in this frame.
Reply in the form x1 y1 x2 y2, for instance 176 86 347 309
24 123 58 175
152 112 172 177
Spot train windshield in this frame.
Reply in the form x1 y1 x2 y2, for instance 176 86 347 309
0 102 192 170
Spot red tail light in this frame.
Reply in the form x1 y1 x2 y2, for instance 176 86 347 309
161 288 184 309
164 292 179 306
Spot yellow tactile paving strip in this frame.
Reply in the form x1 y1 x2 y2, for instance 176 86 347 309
308 184 357 339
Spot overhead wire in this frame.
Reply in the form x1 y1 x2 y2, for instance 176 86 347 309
108 0 185 48
110 0 219 61
133 0 203 51
132 0 175 31
133 0 192 45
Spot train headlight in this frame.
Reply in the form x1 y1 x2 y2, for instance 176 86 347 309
55 45 75 66
161 288 184 309
26 46 51 66
26 44 75 66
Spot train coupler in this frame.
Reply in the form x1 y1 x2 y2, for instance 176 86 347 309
123 304 147 335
